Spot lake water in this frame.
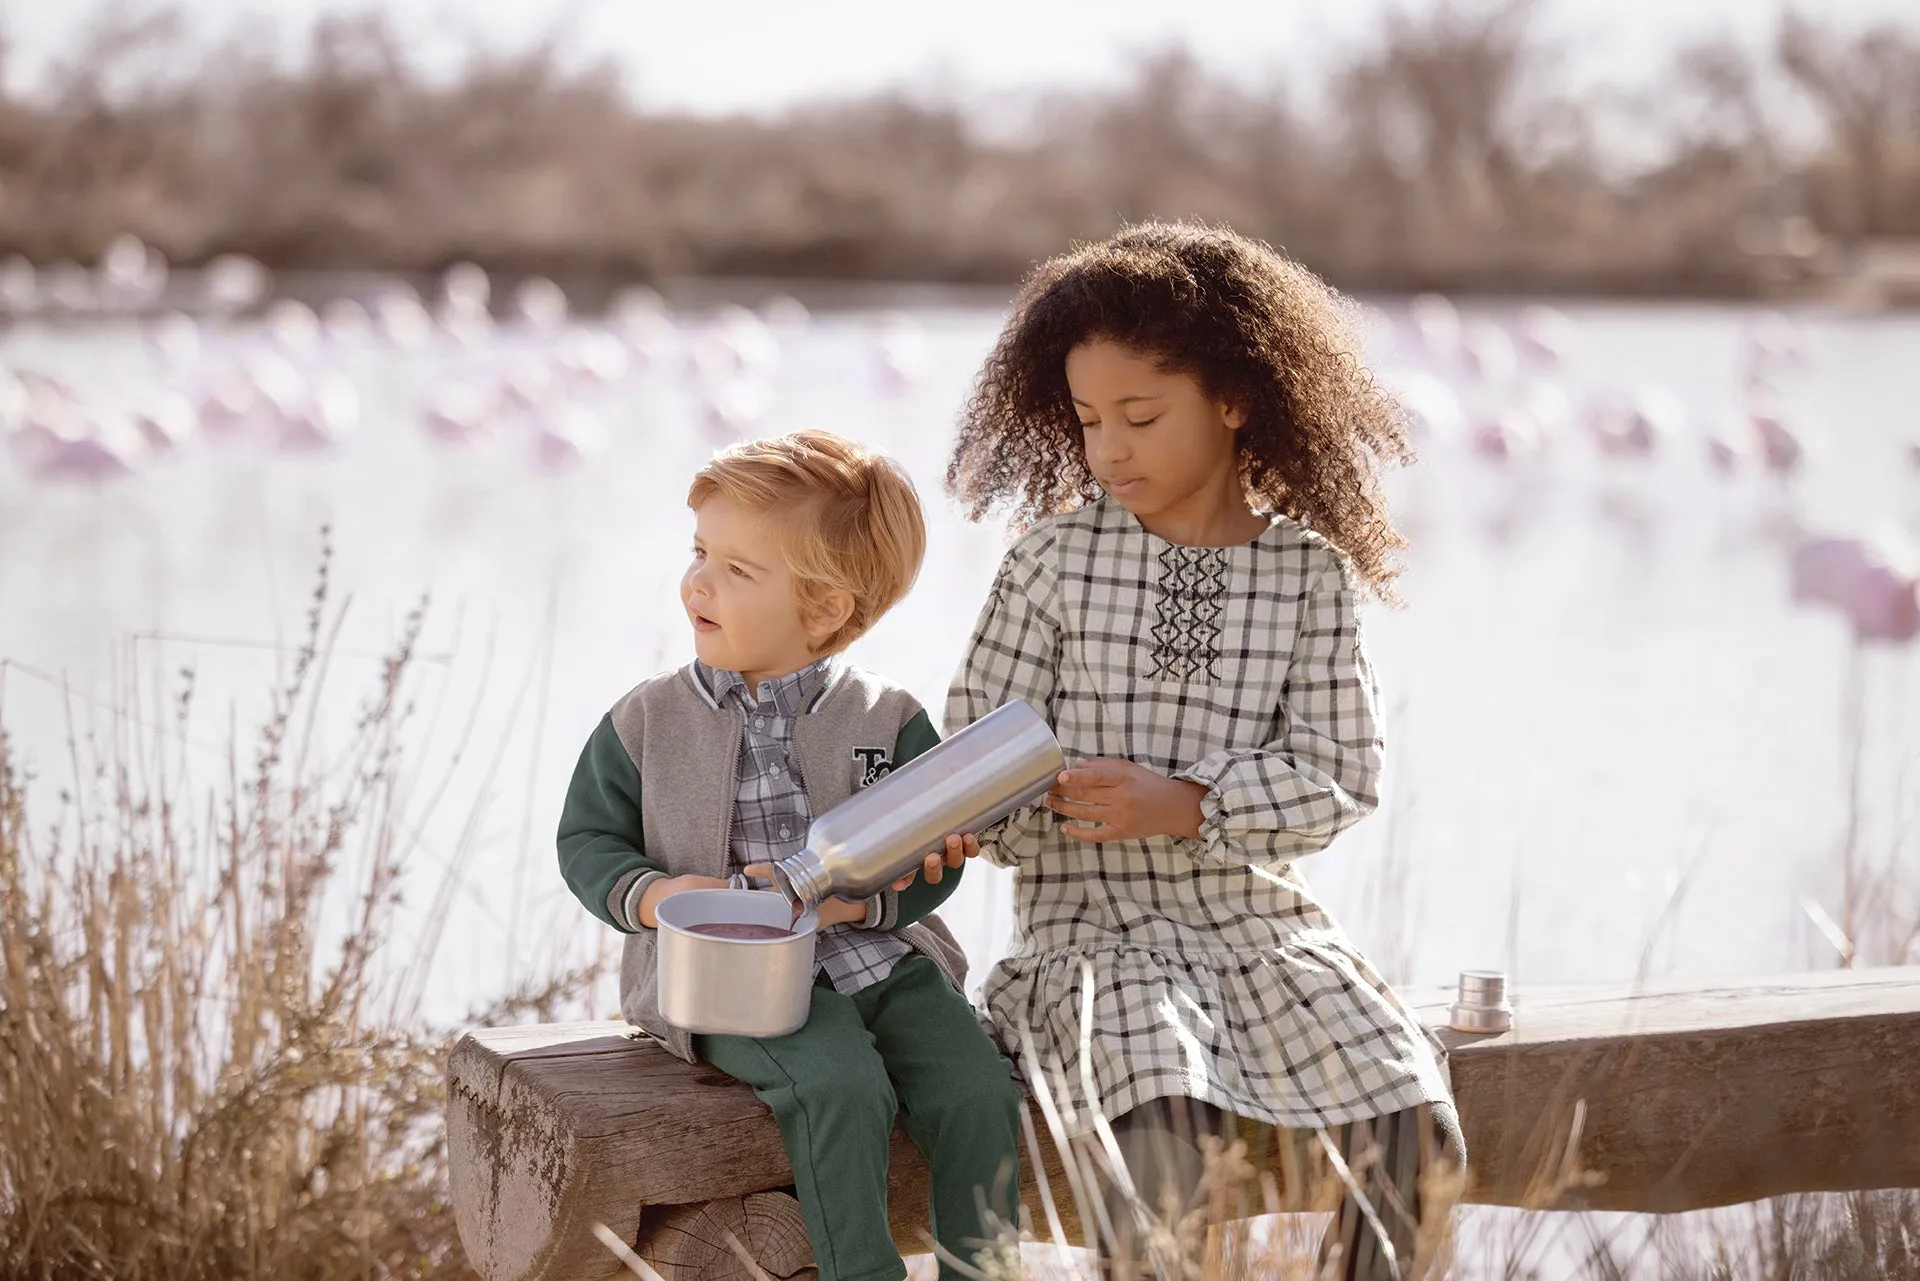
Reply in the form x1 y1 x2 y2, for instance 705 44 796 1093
4 296 1918 1031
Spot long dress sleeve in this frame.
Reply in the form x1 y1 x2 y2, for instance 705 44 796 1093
1172 545 1384 865
944 528 1060 867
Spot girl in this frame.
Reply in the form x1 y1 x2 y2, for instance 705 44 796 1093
944 223 1460 1280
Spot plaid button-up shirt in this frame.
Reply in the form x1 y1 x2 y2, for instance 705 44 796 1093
703 658 912 995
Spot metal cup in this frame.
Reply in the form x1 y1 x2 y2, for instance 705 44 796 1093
1449 969 1514 1033
655 889 820 1037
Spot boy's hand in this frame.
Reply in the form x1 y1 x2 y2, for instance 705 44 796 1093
1048 759 1206 843
889 833 980 889
636 873 730 928
814 897 873 927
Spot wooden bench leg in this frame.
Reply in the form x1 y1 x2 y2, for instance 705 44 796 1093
636 1191 817 1281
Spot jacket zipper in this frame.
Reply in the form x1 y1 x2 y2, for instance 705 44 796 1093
719 712 744 874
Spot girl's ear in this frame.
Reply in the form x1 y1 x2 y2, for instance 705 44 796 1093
1221 400 1248 432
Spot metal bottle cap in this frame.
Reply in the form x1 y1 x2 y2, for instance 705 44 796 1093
1449 968 1513 1033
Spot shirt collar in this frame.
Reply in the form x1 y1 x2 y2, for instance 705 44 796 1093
700 656 833 717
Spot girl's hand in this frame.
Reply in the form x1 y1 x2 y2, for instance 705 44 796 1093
1048 758 1206 842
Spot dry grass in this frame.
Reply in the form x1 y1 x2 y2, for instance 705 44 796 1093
0 3 1917 294
0 536 600 1281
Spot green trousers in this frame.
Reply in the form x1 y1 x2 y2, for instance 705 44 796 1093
697 955 1024 1281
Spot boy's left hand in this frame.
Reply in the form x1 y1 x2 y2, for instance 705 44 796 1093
1048 758 1206 842
889 833 980 890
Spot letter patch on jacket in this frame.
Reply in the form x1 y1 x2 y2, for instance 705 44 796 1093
852 747 893 788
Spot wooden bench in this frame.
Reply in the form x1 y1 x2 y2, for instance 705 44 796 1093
446 968 1920 1281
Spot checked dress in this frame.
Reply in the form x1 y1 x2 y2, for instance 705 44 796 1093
946 496 1452 1138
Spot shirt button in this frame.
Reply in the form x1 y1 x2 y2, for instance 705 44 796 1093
754 717 765 730
769 764 782 776
779 826 792 839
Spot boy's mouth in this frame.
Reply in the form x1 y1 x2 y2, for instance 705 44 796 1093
690 609 721 633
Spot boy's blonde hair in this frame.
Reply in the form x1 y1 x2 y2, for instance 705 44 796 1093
689 430 927 655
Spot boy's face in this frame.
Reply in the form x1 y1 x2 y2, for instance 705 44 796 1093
682 494 828 688
1066 337 1246 524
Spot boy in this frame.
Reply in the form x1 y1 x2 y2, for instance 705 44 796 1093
557 429 1023 1281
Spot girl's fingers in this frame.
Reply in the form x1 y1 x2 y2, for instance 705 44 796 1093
740 863 773 882
1059 759 1130 786
1047 794 1108 820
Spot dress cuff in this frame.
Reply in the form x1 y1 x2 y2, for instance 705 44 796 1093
1171 752 1239 854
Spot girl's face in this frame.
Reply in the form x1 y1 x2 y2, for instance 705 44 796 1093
1066 337 1247 525
680 494 846 690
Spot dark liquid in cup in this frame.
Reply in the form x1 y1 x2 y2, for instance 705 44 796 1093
686 922 794 941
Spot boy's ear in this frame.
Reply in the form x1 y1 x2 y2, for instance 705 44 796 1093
804 588 856 649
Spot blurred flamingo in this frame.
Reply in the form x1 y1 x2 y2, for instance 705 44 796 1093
612 290 680 367
1748 399 1811 477
44 260 95 312
701 378 773 445
146 312 202 372
1585 388 1685 460
97 234 168 313
1516 304 1577 370
373 288 434 349
1406 293 1462 365
133 391 196 457
203 255 271 315
266 300 323 357
1467 407 1540 465
421 383 493 447
871 311 930 394
558 329 632 388
0 256 37 313
760 295 812 333
1385 369 1465 449
1790 535 1920 644
320 297 376 347
512 278 569 332
1460 318 1519 386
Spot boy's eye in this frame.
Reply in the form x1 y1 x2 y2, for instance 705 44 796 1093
691 547 706 561
729 564 749 578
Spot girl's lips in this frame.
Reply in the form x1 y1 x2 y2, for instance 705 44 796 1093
1105 477 1144 495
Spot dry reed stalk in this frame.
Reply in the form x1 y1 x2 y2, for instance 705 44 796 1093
0 537 601 1281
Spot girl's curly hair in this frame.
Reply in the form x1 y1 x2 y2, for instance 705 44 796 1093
946 221 1414 599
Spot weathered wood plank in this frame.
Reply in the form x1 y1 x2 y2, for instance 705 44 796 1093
447 969 1920 1281
1406 968 1920 1212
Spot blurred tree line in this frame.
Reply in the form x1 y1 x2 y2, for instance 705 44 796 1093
0 1 1916 295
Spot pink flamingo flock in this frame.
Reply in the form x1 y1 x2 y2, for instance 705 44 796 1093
1377 292 1917 644
1 241 931 484
2 244 1914 643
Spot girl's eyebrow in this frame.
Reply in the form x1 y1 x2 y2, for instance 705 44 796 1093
1071 393 1165 407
